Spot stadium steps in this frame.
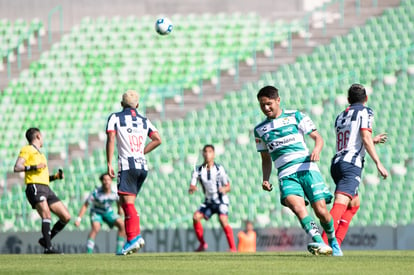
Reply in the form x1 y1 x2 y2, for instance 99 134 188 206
0 31 62 91
145 0 401 120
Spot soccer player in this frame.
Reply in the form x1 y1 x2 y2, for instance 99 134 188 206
189 144 236 252
13 127 71 254
74 173 126 254
237 220 257 252
254 86 342 256
106 90 161 255
321 84 388 246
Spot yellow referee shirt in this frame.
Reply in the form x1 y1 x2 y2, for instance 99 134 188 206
18 145 49 185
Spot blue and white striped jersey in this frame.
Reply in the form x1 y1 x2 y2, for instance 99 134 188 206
332 103 374 168
106 108 158 171
190 163 230 204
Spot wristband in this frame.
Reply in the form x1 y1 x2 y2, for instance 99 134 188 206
25 165 37 171
76 217 81 223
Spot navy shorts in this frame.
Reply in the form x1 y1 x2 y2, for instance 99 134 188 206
198 201 229 220
117 169 148 196
330 160 363 198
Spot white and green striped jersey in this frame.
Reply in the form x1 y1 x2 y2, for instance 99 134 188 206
254 109 320 179
87 186 118 214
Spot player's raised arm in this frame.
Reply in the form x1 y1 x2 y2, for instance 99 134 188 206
106 131 116 178
260 151 273 192
144 131 161 155
308 130 324 162
361 130 388 179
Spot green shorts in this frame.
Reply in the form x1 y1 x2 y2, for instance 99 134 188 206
279 170 333 206
90 210 120 228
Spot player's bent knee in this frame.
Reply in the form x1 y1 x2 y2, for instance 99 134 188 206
63 214 71 223
193 212 203 222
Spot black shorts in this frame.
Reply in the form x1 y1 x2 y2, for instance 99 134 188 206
117 169 148 196
330 160 363 199
25 184 61 209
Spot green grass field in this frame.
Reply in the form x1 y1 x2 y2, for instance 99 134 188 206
0 251 413 274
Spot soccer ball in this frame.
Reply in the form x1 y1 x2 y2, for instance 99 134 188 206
155 17 173 35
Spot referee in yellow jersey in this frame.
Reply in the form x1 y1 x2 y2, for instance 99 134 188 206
14 128 71 254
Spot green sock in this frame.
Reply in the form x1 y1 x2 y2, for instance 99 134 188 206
300 216 323 243
321 218 336 244
116 236 125 253
87 238 95 254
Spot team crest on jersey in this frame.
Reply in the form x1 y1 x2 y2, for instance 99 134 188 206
282 117 290 125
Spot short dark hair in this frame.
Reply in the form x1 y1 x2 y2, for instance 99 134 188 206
348 84 367 104
202 144 215 151
99 173 110 182
257 86 279 100
25 128 40 143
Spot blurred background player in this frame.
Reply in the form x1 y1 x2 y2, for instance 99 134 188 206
13 127 71 254
322 84 388 247
189 144 236 252
106 90 162 255
254 86 342 256
74 173 126 254
237 220 256 252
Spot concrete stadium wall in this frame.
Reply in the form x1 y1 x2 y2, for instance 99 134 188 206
0 0 306 32
1 225 414 254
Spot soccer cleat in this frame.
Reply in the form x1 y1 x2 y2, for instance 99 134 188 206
195 243 208 252
307 242 333 256
330 239 343 257
120 235 145 255
44 247 63 254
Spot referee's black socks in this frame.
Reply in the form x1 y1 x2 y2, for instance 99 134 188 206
41 219 52 249
51 220 68 239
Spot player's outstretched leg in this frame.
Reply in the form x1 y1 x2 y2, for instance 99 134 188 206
313 201 343 257
284 196 332 256
193 211 207 252
219 214 236 252
300 215 333 256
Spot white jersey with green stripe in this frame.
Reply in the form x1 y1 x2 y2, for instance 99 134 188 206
87 186 119 214
254 109 320 179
